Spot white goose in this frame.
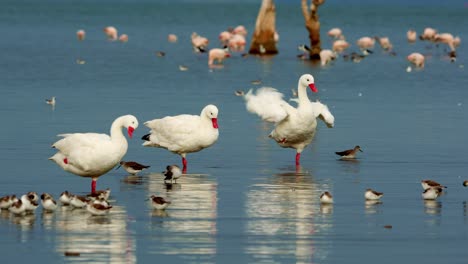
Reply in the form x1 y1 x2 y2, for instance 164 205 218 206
142 105 219 173
240 74 334 165
49 115 139 194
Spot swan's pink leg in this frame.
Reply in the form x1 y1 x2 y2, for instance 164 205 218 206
91 179 97 194
182 157 187 174
295 153 301 166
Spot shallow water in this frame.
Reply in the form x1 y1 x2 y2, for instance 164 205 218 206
0 0 467 263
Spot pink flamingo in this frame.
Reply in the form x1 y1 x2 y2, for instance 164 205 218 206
208 47 231 66
228 34 246 52
327 28 343 39
76 29 86 41
233 25 247 36
191 32 209 52
407 52 425 68
375 36 393 51
356 37 375 52
332 39 350 53
219 31 233 45
407 29 417 43
319 49 337 66
168 34 178 43
419 27 437 41
103 26 118 41
119 34 129 43
434 33 456 51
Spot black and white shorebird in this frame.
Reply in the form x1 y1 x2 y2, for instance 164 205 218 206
422 187 441 200
46 96 56 107
117 161 150 175
163 165 183 183
41 193 58 212
365 188 384 201
320 191 334 204
0 195 18 210
59 191 72 206
421 180 447 190
86 200 112 216
335 145 363 159
149 195 171 210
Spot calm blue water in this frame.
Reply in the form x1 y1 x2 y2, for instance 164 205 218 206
0 0 467 263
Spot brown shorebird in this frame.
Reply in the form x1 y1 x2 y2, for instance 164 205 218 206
117 161 150 175
149 195 171 210
320 191 334 204
365 188 384 200
421 180 447 190
335 145 363 159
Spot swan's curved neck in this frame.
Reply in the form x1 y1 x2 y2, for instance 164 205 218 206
297 81 309 104
109 117 126 142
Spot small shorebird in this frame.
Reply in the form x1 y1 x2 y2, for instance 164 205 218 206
59 191 72 205
365 188 384 200
178 65 189 71
335 145 363 159
320 191 334 204
46 96 56 107
422 187 440 200
421 180 447 190
22 194 39 212
163 165 182 183
70 195 90 209
155 51 166 57
86 200 112 216
0 195 17 210
463 180 468 187
9 200 26 216
41 193 58 212
149 195 171 210
117 161 150 175
87 188 111 201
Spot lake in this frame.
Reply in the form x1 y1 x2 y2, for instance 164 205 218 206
0 0 467 263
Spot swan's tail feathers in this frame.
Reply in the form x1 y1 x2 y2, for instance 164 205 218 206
141 133 151 141
244 87 288 123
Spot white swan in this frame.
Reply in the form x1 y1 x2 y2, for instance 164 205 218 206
240 74 334 165
142 104 219 173
49 115 139 193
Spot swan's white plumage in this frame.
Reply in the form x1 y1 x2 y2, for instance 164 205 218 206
142 105 219 161
244 87 289 123
49 115 138 179
241 74 334 163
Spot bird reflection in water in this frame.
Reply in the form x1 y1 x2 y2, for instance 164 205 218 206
245 166 332 263
424 200 442 215
364 200 383 215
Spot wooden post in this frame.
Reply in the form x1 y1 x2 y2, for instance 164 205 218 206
301 0 325 60
249 0 278 55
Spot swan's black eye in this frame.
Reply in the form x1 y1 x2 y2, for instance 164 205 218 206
306 79 310 81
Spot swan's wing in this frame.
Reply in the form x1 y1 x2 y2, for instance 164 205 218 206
311 101 335 128
243 87 291 123
144 114 201 147
53 133 111 152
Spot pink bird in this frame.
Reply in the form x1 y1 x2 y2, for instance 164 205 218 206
419 27 437 41
228 34 246 52
327 28 343 39
233 25 248 36
407 29 417 43
76 29 86 41
319 49 337 66
119 34 129 43
208 47 231 66
356 37 375 51
103 26 118 41
168 34 178 43
434 33 456 51
332 39 350 53
219 31 233 45
407 52 425 68
191 32 209 53
375 36 393 51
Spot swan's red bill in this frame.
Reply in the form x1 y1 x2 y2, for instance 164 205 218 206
127 126 135 138
309 83 318 93
211 118 218 129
